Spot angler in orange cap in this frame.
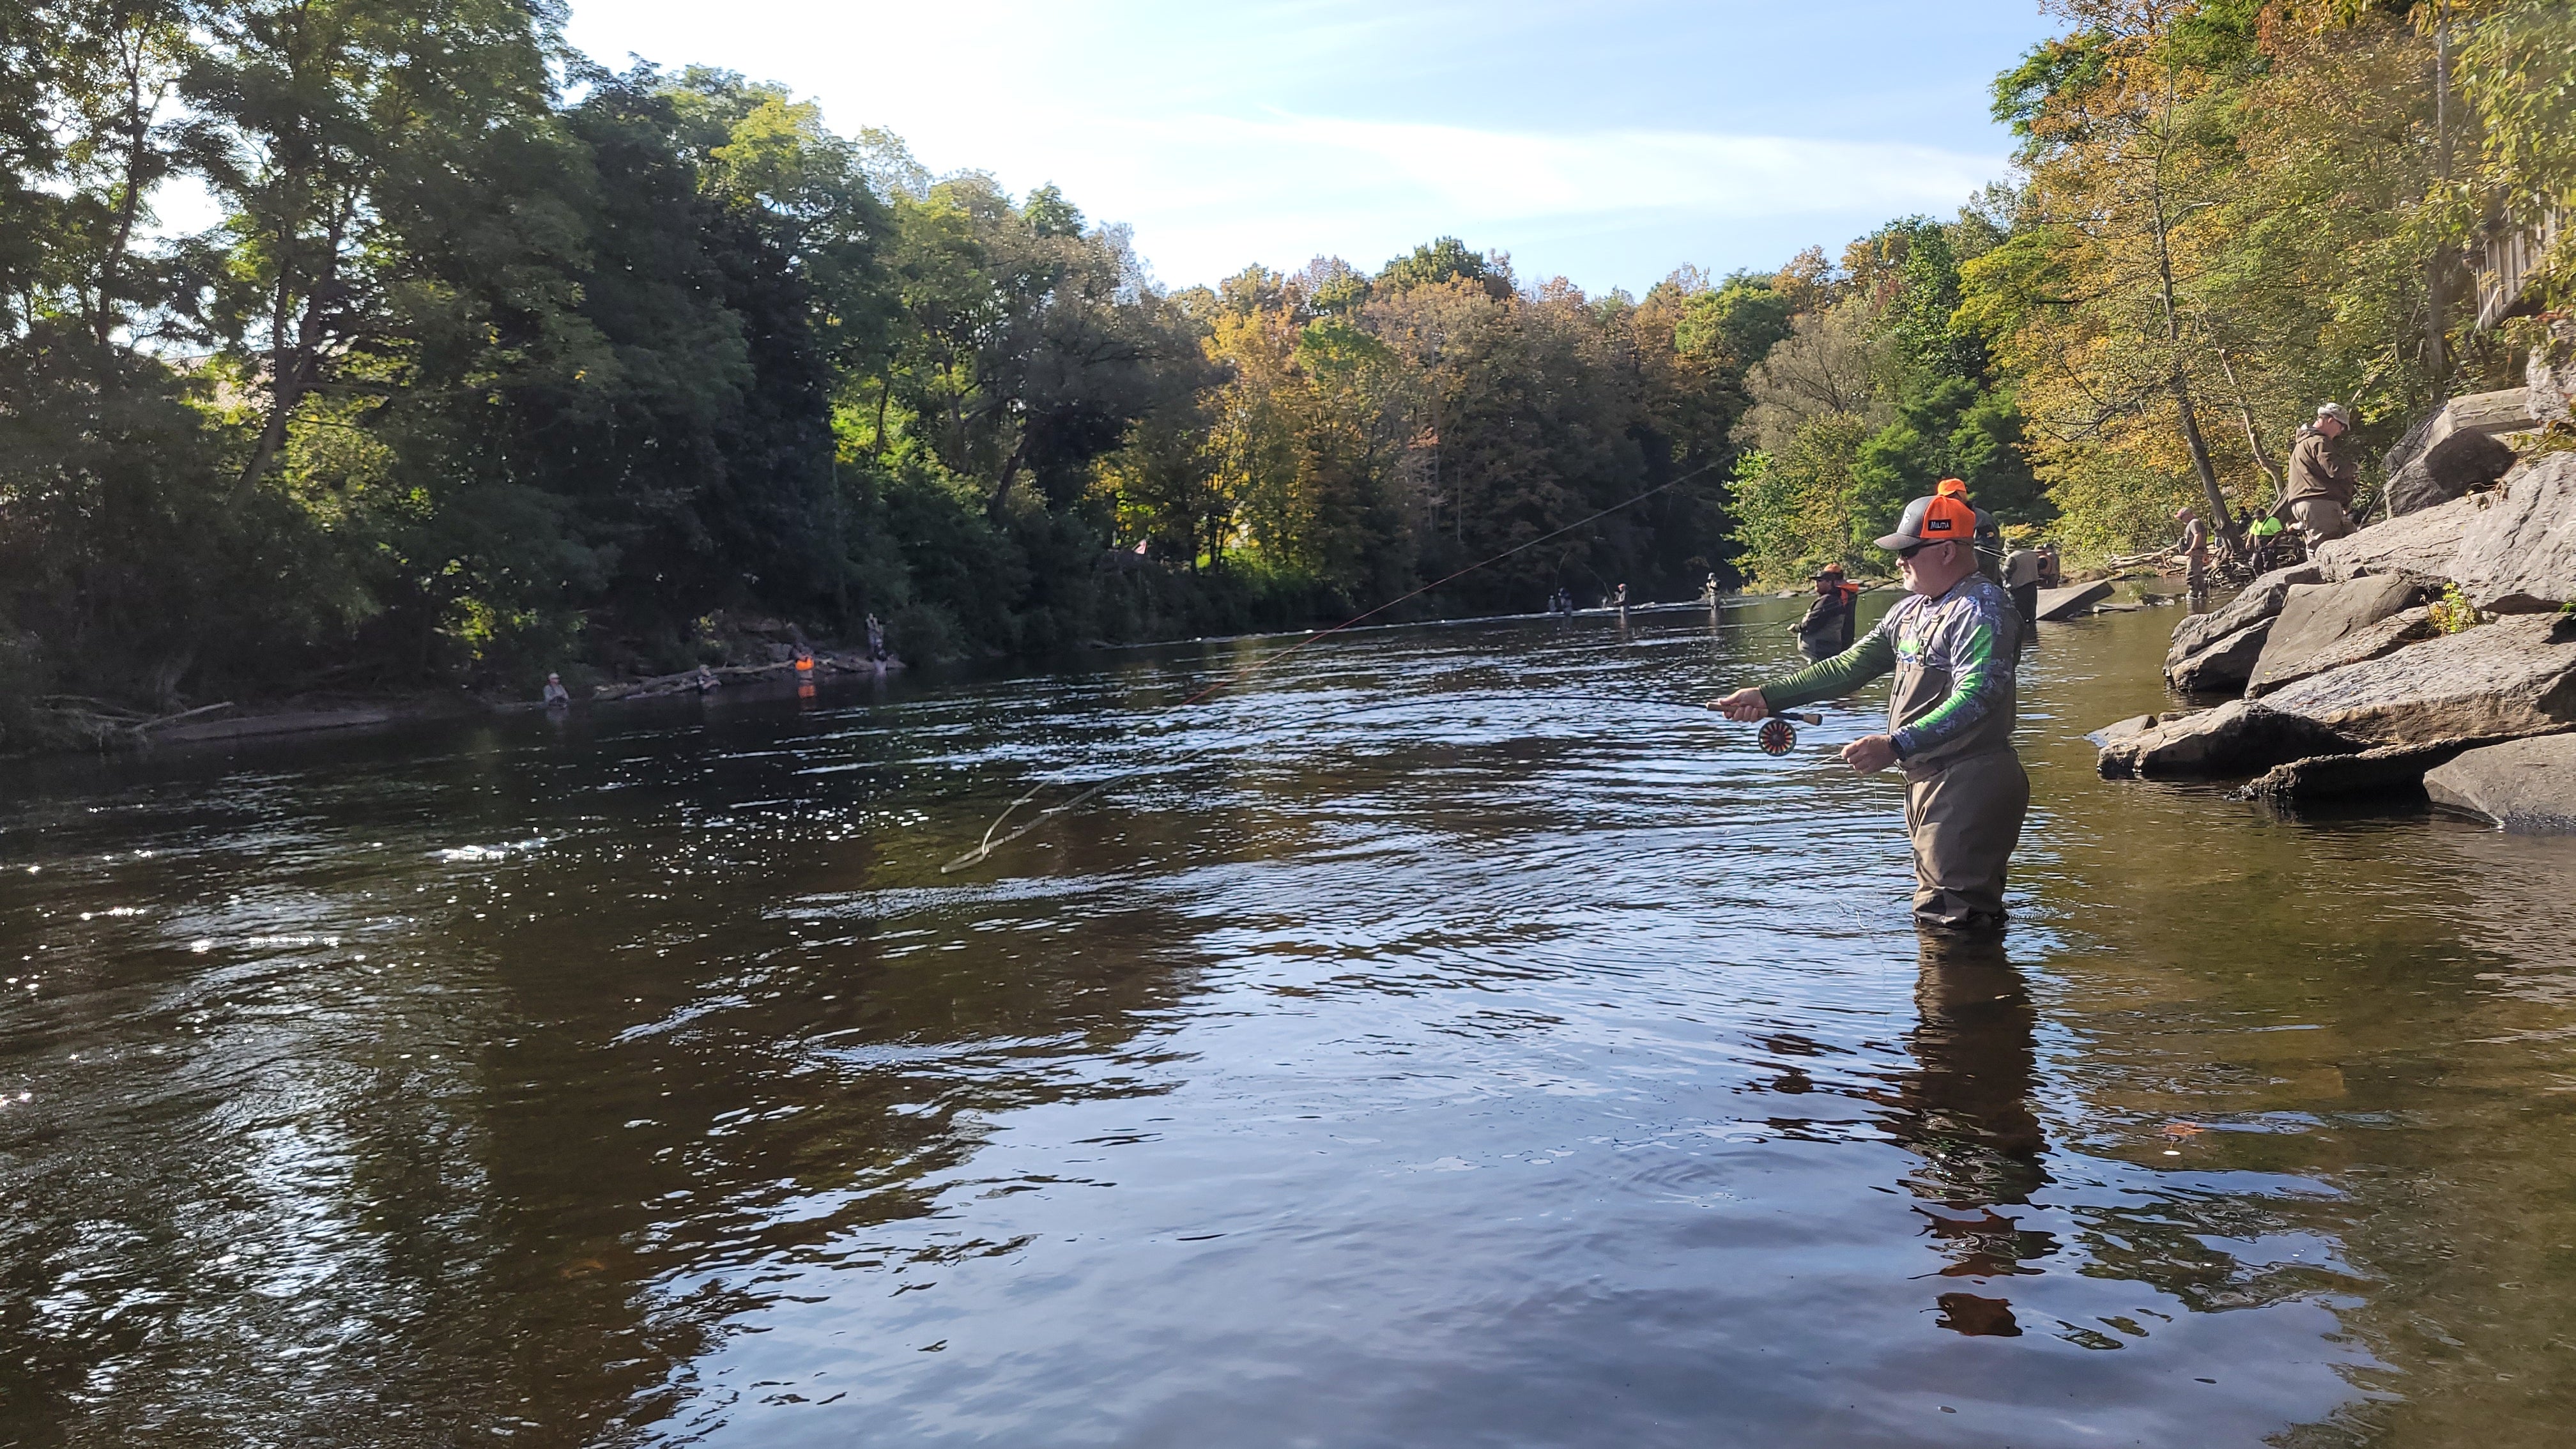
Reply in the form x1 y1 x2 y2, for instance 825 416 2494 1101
1935 477 2007 585
1713 490 2029 932
1795 564 1861 660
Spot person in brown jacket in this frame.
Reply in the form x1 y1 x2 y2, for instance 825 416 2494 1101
2278 402 2359 546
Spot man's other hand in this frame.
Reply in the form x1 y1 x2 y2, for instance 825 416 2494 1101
1711 688 1770 721
1841 734 1898 772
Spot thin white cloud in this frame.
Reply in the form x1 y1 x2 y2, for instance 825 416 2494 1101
1200 112 2000 218
983 110 2002 284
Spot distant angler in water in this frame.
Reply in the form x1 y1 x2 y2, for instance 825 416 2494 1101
1795 565 1860 661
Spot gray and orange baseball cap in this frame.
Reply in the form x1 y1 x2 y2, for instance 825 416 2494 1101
1875 493 1980 552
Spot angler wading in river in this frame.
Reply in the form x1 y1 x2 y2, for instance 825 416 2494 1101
1714 490 2028 932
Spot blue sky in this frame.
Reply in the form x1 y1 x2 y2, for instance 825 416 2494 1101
561 1 2063 295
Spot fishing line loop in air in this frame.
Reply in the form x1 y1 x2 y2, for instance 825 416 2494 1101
942 464 1732 874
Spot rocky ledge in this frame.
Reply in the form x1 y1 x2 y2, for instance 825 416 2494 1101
2105 452 2576 826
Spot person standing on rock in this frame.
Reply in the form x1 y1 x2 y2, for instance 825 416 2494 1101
1712 491 2028 933
2278 402 2359 548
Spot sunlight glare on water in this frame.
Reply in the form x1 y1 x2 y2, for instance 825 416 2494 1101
2 594 2572 1447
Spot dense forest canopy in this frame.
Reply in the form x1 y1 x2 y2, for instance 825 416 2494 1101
1 0 2568 740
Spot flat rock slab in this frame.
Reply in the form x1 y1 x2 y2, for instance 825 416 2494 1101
2232 739 2478 803
2425 732 2576 831
2262 613 2576 747
2097 700 2361 779
2168 618 2275 694
2313 490 2485 579
2248 605 2439 698
2089 711 2191 746
2450 453 2576 613
2035 580 2113 621
2246 576 2426 694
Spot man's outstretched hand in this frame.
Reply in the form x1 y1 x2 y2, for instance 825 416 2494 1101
1840 735 1898 773
1710 687 1770 721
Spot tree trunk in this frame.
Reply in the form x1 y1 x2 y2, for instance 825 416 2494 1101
2145 124 2243 561
987 432 1032 519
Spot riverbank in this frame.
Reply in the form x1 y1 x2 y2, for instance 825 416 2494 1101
4 650 910 759
2097 450 2576 829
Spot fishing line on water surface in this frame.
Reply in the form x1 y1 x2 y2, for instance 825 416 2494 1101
940 689 1832 873
941 462 1819 873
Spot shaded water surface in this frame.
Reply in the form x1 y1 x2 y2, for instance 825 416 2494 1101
3 597 2573 1446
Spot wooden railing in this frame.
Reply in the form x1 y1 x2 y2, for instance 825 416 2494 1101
2477 205 2564 329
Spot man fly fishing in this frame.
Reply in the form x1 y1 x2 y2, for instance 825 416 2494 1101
1713 489 2028 933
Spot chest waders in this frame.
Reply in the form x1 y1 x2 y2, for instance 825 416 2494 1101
1889 613 2028 930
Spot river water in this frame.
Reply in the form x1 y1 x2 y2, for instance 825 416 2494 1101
3 594 2573 1448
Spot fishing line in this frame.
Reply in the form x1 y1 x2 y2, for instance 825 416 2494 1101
940 461 1745 874
939 689 1825 873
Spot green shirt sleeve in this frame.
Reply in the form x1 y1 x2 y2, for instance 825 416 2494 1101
1758 628 1896 711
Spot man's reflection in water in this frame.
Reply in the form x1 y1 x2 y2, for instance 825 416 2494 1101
1890 928 2058 1337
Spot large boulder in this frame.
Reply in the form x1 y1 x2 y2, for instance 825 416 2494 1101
2096 700 2361 779
2168 565 2324 665
2447 452 2576 613
2261 613 2576 747
2380 388 2534 516
2167 618 2274 694
2528 316 2576 427
2312 491 2485 579
2425 732 2576 832
2246 605 2439 698
2243 576 2428 695
2233 739 2480 803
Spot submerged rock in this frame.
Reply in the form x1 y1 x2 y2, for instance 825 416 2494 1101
2260 614 2576 747
2244 576 2428 696
2232 739 2478 803
2424 732 2576 832
2096 700 2360 779
2448 453 2576 613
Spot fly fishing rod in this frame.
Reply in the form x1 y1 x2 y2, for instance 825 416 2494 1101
935 468 1743 875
